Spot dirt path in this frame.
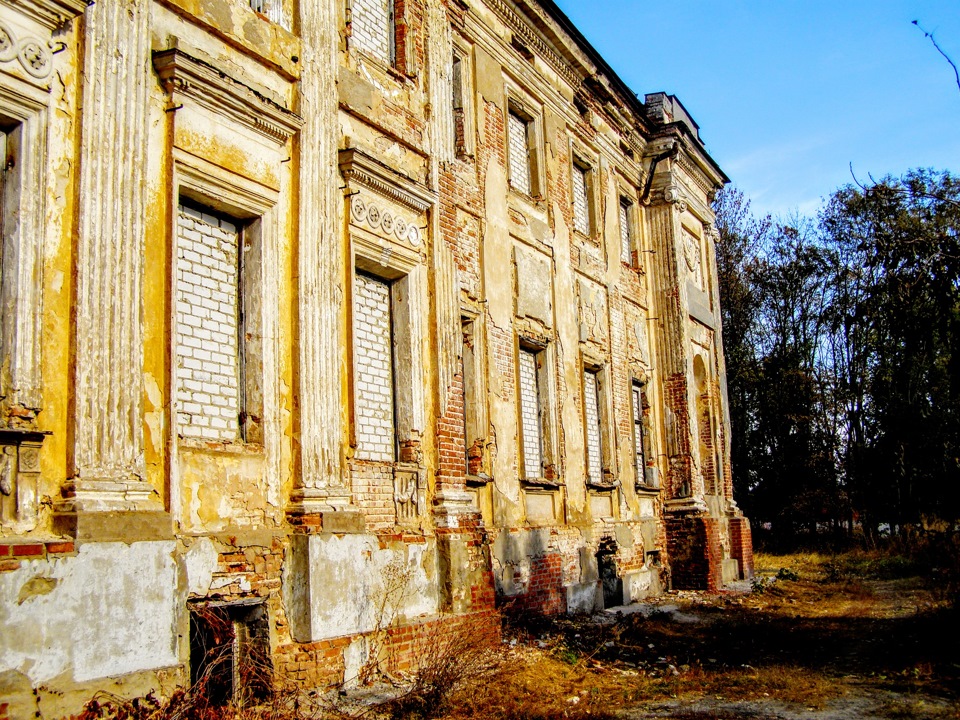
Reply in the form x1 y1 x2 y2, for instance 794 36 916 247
478 556 959 720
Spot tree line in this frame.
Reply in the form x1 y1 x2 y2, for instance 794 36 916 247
715 169 960 547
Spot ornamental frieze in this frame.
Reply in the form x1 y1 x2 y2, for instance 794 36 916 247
0 20 53 81
350 194 423 248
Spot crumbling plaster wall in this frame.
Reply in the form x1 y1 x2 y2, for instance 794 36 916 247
0 542 178 713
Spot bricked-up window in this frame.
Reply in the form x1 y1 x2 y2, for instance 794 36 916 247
176 203 247 443
354 273 396 461
632 381 655 488
351 0 395 65
508 106 539 197
619 196 634 264
518 347 544 479
572 162 591 236
584 369 603 484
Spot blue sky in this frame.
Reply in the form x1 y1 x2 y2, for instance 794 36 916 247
553 1 960 218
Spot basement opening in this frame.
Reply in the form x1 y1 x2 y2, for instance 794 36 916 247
189 600 272 707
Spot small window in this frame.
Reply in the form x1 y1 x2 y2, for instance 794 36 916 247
518 347 544 479
584 369 603 484
619 197 634 264
507 106 541 197
572 162 591 236
351 0 396 65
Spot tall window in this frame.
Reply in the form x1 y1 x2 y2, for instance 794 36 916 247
518 348 543 478
572 163 591 236
175 202 244 443
508 110 533 195
462 317 479 475
351 0 395 65
354 273 396 461
632 382 648 486
452 53 466 155
619 197 634 264
584 369 603 484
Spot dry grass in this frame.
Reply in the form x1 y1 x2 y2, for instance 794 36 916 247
67 550 960 719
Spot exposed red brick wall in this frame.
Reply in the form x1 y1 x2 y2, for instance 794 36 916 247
729 516 754 579
500 552 567 616
274 610 500 688
665 514 722 591
0 540 77 572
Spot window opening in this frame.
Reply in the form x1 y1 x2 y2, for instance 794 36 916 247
619 197 633 264
584 369 603 484
632 382 648 486
354 273 396 461
572 163 590 235
452 54 466 156
462 318 480 475
518 348 543 478
508 110 532 195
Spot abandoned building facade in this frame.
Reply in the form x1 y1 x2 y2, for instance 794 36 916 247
0 0 752 713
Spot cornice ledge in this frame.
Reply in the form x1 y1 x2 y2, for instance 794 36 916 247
152 48 303 145
338 148 436 214
481 0 582 90
2 0 88 30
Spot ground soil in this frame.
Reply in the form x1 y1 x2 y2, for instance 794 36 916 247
440 552 960 720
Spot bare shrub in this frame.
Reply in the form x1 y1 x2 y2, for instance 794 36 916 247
383 613 504 719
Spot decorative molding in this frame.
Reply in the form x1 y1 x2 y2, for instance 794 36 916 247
0 429 49 531
676 151 718 197
481 0 582 89
0 0 87 31
394 463 426 525
339 148 436 214
152 49 303 145
0 20 53 82
350 195 422 247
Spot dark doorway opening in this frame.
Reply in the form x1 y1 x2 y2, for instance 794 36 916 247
189 600 272 707
596 539 622 609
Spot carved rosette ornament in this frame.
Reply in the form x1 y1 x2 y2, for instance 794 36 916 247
351 195 423 248
0 22 54 80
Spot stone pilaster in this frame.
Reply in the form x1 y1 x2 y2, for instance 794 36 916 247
426 0 455 166
292 0 348 515
64 0 156 512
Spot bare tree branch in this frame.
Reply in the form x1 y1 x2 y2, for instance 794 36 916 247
913 20 960 94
